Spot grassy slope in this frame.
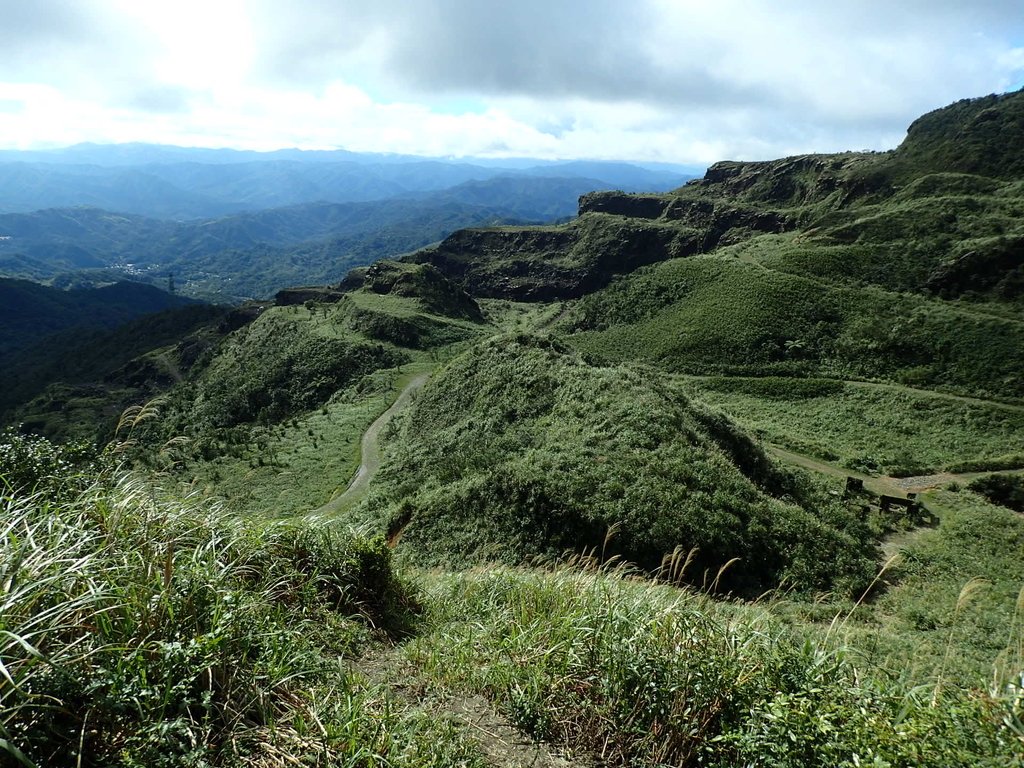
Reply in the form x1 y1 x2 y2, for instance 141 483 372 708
354 334 877 595
679 376 1024 476
6 451 1022 766
8 91 1024 765
150 267 506 517
564 255 1024 400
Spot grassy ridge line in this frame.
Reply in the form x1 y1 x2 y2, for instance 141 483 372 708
356 334 878 594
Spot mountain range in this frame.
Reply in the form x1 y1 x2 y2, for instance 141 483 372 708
0 145 697 301
0 142 697 219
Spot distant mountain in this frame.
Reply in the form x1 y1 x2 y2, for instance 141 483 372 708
0 198 522 301
0 165 706 301
0 143 699 220
0 142 699 299
0 278 200 358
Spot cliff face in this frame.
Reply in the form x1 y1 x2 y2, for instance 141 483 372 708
397 183 802 302
685 153 896 211
274 286 347 306
405 214 702 301
390 89 1024 304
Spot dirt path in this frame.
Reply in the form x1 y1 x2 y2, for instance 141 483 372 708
889 467 1024 493
352 646 585 768
764 444 907 497
767 444 1024 496
681 372 1024 414
312 373 429 518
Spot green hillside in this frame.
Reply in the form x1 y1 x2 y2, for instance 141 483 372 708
355 334 875 594
5 91 1024 766
0 277 200 357
563 255 1024 399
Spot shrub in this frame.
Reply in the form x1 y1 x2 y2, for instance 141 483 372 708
968 474 1024 513
0 427 99 501
0 470 419 766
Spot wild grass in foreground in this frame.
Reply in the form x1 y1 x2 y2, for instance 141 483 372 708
407 562 1024 767
0 467 488 767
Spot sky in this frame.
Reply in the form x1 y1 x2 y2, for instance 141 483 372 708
1 1 1022 164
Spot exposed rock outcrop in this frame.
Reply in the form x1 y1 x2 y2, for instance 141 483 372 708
405 214 701 301
274 286 348 306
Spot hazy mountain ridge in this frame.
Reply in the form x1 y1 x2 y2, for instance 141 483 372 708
0 165 698 301
0 277 200 356
0 143 696 219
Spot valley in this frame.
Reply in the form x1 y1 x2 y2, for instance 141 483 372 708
3 91 1024 766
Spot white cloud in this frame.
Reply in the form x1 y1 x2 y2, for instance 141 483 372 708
0 1 1021 162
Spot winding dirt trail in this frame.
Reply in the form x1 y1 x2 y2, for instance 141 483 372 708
311 373 429 518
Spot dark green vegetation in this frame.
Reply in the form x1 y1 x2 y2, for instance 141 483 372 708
0 277 200 358
5 91 1024 765
356 334 875 595
564 255 1024 398
968 473 1024 513
1 303 230 441
0 280 223 443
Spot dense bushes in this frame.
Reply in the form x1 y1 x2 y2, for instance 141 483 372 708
0 467 419 766
969 473 1024 513
358 335 876 594
186 311 407 428
0 426 99 500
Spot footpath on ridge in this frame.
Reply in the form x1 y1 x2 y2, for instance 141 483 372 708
311 372 429 518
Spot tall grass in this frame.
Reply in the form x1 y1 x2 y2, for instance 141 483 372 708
412 562 1024 767
0 469 433 767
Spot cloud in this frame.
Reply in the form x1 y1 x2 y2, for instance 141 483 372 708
0 0 163 99
0 1 1022 161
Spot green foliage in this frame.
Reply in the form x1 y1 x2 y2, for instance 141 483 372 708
948 454 1024 473
413 566 1022 768
683 377 1024 476
566 255 1024 400
0 470 423 767
190 372 407 517
895 89 1024 180
182 309 408 428
0 278 201 359
0 427 98 500
358 334 875 594
342 290 485 350
0 304 228 439
968 474 1024 513
697 375 847 400
356 260 483 320
843 488 1024 688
